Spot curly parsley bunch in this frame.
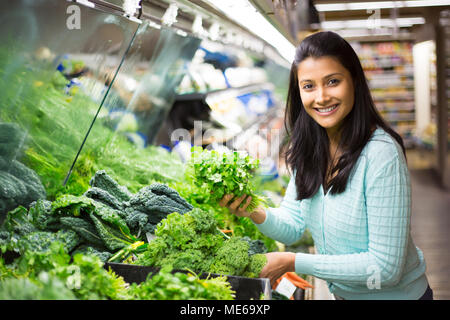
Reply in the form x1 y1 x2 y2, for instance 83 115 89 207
185 147 268 212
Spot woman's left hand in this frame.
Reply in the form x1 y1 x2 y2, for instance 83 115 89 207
260 252 296 286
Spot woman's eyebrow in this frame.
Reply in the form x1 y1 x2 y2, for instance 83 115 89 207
323 72 343 79
299 72 343 83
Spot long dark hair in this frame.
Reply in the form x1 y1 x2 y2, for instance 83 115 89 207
284 31 405 200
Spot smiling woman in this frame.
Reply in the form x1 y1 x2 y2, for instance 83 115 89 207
219 31 432 300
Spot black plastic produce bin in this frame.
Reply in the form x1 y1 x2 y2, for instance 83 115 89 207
105 262 272 300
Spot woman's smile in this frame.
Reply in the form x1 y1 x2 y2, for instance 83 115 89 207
314 103 340 115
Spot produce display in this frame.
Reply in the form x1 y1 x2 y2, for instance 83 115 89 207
0 43 309 300
0 169 269 300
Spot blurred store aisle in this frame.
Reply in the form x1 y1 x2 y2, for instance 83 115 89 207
408 150 450 300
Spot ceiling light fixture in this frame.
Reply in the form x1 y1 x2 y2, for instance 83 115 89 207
203 0 296 63
315 0 450 12
321 16 425 29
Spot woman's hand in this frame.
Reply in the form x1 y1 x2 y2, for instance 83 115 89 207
218 194 266 224
218 194 253 217
259 252 296 286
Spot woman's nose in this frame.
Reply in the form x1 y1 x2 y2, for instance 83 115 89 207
315 86 330 105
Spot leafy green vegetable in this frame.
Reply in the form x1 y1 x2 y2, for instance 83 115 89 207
52 253 131 300
133 209 267 278
59 216 104 247
209 236 250 276
0 239 130 300
0 273 77 300
128 265 235 300
88 170 132 203
16 230 81 255
170 180 277 252
185 146 268 212
128 183 193 224
242 254 267 278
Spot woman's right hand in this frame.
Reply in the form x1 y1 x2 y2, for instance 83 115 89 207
218 194 266 224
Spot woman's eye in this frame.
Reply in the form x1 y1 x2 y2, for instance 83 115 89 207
328 78 340 85
302 84 313 90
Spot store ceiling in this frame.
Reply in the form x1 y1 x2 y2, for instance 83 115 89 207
250 0 450 43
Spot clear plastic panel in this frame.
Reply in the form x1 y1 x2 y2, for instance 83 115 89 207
0 0 139 212
85 23 202 192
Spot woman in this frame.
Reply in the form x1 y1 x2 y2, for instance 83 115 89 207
219 31 433 300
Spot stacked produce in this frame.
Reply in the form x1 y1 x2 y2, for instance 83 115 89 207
132 208 267 278
0 168 269 299
0 240 234 300
0 170 194 263
0 51 285 299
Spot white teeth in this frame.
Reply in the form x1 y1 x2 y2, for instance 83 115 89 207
317 104 338 113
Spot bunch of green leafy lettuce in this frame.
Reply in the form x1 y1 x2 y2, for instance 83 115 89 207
185 147 268 213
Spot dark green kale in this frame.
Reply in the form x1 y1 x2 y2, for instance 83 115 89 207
83 187 123 210
59 216 104 247
88 212 131 251
241 236 268 255
28 199 53 229
16 229 81 254
1 206 37 237
7 160 46 206
89 170 132 202
0 171 28 217
123 208 148 235
128 183 193 225
71 245 113 262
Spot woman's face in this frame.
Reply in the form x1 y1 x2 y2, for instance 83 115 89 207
297 56 355 136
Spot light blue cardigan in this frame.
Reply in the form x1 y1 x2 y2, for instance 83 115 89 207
256 128 428 299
